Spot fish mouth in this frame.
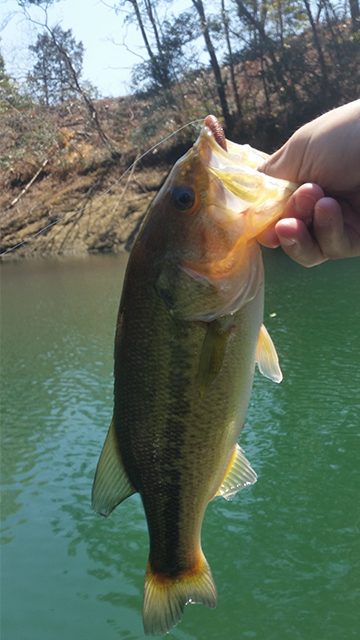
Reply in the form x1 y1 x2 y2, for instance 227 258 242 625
195 116 298 237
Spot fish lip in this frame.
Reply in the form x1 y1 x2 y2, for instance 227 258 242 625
194 120 298 234
196 120 296 190
193 126 253 222
195 122 263 167
195 124 261 193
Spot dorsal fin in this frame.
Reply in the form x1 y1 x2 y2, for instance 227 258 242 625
92 420 136 516
215 443 257 500
256 324 283 383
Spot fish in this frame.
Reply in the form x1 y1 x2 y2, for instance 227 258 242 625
91 115 297 635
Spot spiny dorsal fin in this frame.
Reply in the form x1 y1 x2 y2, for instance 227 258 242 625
215 443 257 500
91 419 136 516
256 324 283 383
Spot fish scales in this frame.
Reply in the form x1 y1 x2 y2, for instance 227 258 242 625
116 255 262 575
92 115 297 635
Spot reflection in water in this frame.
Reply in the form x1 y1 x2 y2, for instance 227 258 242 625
1 253 359 640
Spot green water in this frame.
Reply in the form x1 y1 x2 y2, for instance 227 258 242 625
1 252 359 640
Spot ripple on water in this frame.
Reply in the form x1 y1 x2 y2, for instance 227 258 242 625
1 254 359 640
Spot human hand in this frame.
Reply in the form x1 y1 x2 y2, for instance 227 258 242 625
257 100 360 266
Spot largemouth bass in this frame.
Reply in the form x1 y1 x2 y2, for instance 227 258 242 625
92 116 297 635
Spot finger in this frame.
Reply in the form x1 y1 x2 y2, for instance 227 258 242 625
282 183 324 219
257 183 324 248
313 197 351 259
346 190 360 216
275 218 326 267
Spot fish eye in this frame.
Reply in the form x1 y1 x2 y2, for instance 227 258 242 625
171 185 196 211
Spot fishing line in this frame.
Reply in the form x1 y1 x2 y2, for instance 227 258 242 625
0 118 204 257
118 118 204 184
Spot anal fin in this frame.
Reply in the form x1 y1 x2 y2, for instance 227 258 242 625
215 443 257 500
91 419 136 516
256 323 283 383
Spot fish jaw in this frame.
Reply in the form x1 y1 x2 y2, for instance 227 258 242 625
196 122 298 238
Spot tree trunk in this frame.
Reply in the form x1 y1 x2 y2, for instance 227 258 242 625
41 56 50 107
349 0 360 31
129 0 170 88
129 0 156 64
191 0 232 131
302 0 329 97
144 0 162 55
221 0 242 121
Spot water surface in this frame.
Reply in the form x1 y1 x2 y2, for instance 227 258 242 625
1 252 359 639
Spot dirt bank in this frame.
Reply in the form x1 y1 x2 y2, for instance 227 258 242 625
0 157 168 260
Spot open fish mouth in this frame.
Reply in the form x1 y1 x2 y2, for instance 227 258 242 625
195 115 297 237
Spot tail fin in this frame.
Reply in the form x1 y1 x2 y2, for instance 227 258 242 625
143 556 217 636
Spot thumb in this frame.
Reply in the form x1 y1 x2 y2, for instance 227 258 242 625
257 141 302 183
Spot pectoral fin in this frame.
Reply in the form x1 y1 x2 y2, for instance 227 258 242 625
196 320 232 396
215 443 257 500
91 420 136 516
256 324 283 383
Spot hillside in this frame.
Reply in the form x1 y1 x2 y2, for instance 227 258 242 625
0 97 178 259
1 21 359 260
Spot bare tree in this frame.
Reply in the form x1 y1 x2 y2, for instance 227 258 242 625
118 0 174 90
221 0 242 120
302 0 330 97
22 6 118 154
191 0 232 131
